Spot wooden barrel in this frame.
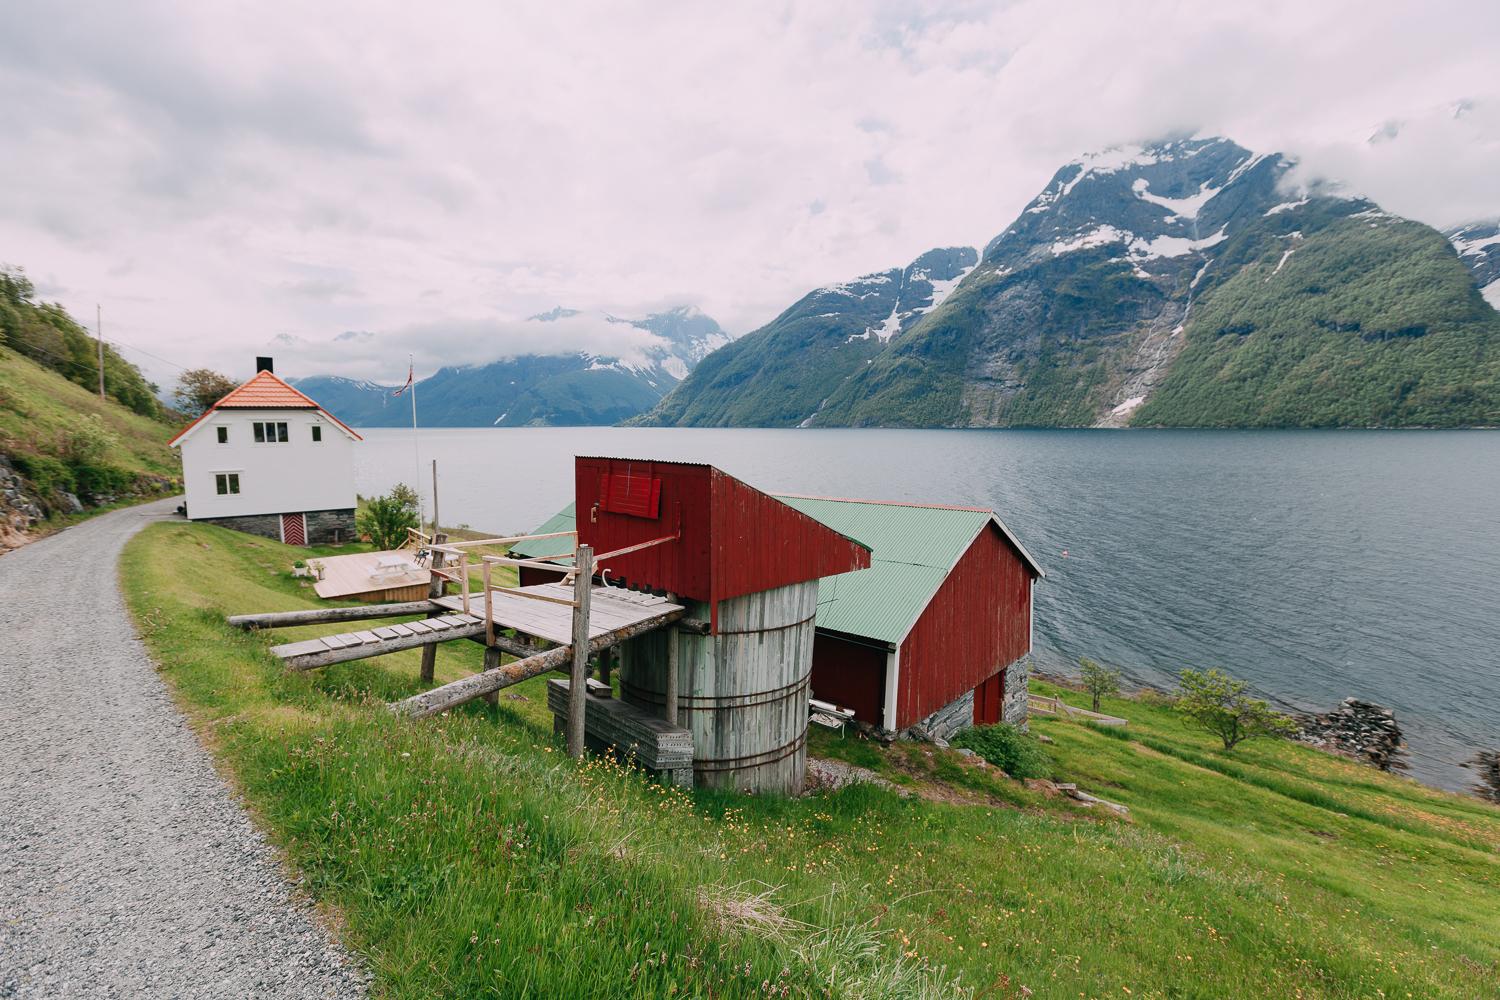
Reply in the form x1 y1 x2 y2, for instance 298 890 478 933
616 581 817 795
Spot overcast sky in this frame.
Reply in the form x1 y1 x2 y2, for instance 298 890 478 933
3 0 1498 389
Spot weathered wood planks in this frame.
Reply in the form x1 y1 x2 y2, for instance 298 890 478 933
272 621 487 671
226 600 441 630
546 678 693 786
387 606 685 719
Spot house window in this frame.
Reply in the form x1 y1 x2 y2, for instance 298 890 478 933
216 426 228 444
252 421 289 443
215 473 241 495
311 425 322 442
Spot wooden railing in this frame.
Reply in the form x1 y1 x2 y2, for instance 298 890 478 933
1028 694 1128 727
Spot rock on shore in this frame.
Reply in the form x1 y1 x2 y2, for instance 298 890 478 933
1296 698 1408 772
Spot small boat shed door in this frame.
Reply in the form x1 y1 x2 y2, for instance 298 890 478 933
281 512 307 546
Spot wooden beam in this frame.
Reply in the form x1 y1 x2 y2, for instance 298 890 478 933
388 606 683 720
276 621 486 671
665 624 680 726
226 600 442 630
567 545 594 759
443 529 578 549
420 532 449 683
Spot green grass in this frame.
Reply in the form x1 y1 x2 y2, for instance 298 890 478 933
121 520 1500 998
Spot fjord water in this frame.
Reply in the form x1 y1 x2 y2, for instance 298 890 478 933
355 427 1500 792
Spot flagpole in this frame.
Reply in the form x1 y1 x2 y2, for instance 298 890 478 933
409 353 424 529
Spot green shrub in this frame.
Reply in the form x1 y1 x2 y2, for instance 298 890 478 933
357 485 421 550
70 462 133 501
12 453 75 498
62 414 119 465
1175 668 1297 752
951 723 1053 779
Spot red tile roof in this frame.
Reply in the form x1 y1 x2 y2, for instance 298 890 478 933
168 369 363 446
213 370 320 409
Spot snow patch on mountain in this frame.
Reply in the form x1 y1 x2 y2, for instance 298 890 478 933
1132 177 1222 220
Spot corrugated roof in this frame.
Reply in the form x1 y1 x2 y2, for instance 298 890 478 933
511 492 1043 645
773 495 992 644
510 501 577 563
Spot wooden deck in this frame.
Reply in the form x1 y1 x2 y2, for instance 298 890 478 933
311 550 431 601
432 583 682 645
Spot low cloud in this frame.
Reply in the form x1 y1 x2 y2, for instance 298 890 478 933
0 0 1496 389
265 311 670 383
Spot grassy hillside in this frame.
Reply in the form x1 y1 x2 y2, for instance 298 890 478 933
1135 213 1500 427
1 265 167 418
0 345 179 512
121 519 1500 998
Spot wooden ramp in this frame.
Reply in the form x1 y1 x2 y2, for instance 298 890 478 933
432 583 680 645
272 613 486 671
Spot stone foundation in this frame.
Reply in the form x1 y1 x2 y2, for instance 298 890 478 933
907 655 1033 742
1001 656 1031 728
193 508 356 545
305 508 356 544
910 689 974 742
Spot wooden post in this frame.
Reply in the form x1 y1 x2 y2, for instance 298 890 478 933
420 531 448 684
665 626 680 725
597 645 612 688
481 645 500 706
431 459 439 539
665 592 680 726
567 545 594 758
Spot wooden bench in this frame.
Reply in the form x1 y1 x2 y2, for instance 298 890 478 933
546 679 694 787
809 698 857 738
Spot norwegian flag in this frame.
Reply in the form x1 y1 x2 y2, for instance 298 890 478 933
391 361 414 397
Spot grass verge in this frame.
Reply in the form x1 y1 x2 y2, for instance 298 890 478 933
121 520 1500 998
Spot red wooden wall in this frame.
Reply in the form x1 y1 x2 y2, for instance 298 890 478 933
896 523 1032 730
810 633 886 725
575 458 870 623
972 669 1006 725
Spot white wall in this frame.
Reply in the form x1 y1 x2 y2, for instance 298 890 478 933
179 408 356 519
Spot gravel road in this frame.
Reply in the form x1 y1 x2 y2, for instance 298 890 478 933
0 501 367 999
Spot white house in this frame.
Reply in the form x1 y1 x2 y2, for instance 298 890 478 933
169 358 361 545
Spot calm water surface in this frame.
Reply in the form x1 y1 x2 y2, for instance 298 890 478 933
355 427 1500 792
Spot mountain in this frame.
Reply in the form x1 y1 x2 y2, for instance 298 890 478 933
295 306 729 427
643 137 1500 429
632 247 977 427
1446 221 1500 308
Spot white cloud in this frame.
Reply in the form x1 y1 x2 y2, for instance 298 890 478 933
0 0 1496 391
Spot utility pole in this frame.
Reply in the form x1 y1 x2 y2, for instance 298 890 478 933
431 459 440 537
96 304 105 399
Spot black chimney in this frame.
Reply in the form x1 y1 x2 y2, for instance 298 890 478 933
256 356 274 373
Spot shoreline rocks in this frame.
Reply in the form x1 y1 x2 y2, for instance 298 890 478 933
1463 750 1500 804
1295 698 1408 772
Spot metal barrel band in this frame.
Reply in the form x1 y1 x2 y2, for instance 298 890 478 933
620 673 810 712
711 611 818 636
693 729 809 772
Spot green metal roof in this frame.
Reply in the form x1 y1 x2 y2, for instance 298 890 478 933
509 500 576 564
510 493 1040 646
772 495 994 645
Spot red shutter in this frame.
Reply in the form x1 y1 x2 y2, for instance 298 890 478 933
598 471 662 518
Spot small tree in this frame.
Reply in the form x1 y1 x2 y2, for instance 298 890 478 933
357 485 421 550
1079 657 1120 712
1175 668 1296 752
173 368 238 416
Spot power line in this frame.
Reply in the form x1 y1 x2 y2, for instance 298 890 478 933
105 337 190 373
